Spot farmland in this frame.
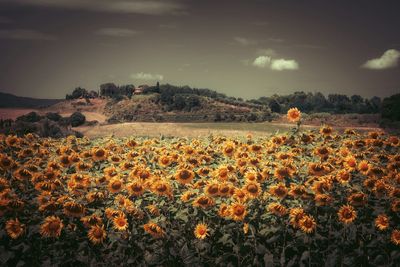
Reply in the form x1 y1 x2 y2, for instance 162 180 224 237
0 116 399 266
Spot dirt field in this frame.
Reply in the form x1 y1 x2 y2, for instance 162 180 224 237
75 122 382 139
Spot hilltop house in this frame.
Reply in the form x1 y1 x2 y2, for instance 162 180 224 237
134 84 149 95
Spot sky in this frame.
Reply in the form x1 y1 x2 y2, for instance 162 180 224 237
0 0 399 99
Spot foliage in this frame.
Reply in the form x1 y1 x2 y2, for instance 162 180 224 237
69 112 86 127
0 114 399 266
16 112 43 123
381 93 400 121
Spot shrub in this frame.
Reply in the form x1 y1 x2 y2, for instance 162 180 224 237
16 112 42 123
69 112 86 127
45 112 62 122
381 93 400 121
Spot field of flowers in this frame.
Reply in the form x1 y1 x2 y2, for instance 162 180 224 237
0 108 399 266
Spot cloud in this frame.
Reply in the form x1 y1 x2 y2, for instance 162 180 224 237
362 49 400 70
256 48 277 57
0 0 185 15
252 56 271 68
252 51 299 71
95 28 138 37
270 58 299 70
159 23 178 29
234 37 257 46
0 29 56 40
131 72 164 81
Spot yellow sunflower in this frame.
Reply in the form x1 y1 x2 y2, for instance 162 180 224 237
230 202 247 221
194 223 209 239
243 181 261 198
40 216 64 238
113 214 129 231
289 208 305 228
287 107 301 122
375 214 389 231
338 205 357 224
5 218 24 239
268 202 287 217
204 182 219 197
108 177 124 194
193 195 215 209
88 225 107 245
391 230 400 246
299 215 316 234
269 183 288 199
92 147 107 161
127 180 145 196
174 168 195 184
143 222 165 238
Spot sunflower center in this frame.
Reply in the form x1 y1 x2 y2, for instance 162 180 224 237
48 221 60 231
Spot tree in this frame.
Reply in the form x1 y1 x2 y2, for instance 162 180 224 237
381 93 400 121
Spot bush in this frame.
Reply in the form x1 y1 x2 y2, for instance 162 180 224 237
381 93 400 121
16 112 42 123
69 112 86 127
45 112 62 122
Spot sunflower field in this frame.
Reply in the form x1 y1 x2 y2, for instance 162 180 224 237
0 109 400 266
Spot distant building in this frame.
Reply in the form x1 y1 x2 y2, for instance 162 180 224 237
134 84 149 95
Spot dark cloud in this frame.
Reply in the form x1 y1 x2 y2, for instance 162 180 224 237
0 29 56 40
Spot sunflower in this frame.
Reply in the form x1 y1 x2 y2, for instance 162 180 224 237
391 230 400 246
308 163 328 177
218 182 231 197
233 188 248 203
193 195 215 209
244 170 258 182
289 208 305 228
63 201 86 217
288 184 306 198
143 222 165 238
222 142 236 157
299 215 316 233
204 182 219 197
146 204 160 216
13 168 33 181
344 156 357 170
113 214 129 231
40 216 64 238
269 183 288 199
76 161 92 172
194 223 209 239
358 160 370 174
218 203 232 218
336 170 351 184
5 135 19 147
319 125 333 136
0 155 14 170
127 180 145 196
151 180 172 198
59 155 72 168
375 214 389 231
174 168 195 184
81 214 103 228
274 166 295 180
104 166 119 179
158 155 172 167
230 202 247 221
196 167 211 177
108 177 124 194
5 218 24 239
314 194 333 206
287 107 301 122
268 202 287 217
314 146 330 159
338 205 357 224
312 179 332 194
88 225 107 245
214 166 230 181
180 191 196 202
243 181 261 198
92 148 107 161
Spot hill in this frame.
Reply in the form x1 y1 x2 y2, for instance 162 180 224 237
0 92 63 108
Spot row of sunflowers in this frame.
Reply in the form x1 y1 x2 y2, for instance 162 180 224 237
0 108 399 266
